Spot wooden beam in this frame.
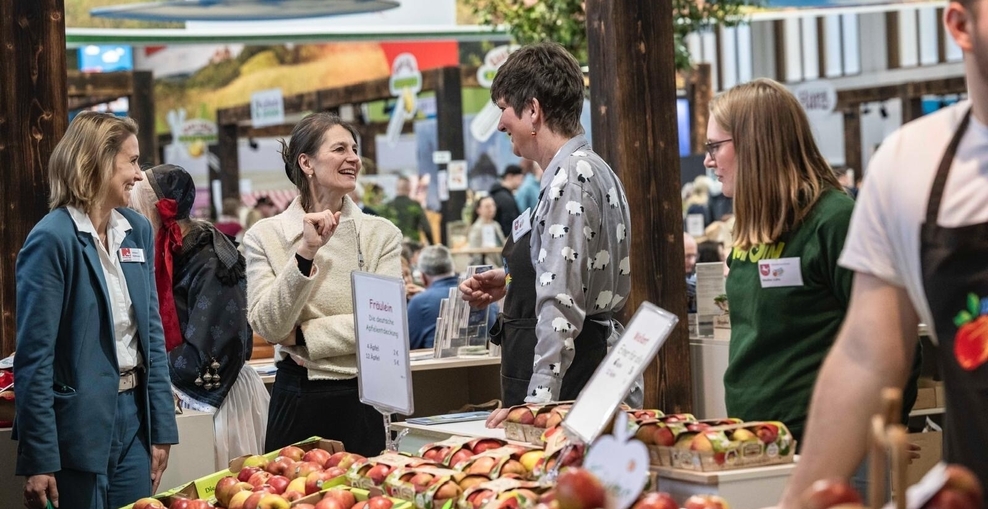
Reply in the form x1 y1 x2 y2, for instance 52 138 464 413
774 19 788 82
835 76 967 110
0 0 68 357
586 0 691 412
130 71 158 167
843 108 863 183
216 122 239 220
67 70 133 99
434 66 466 246
886 11 901 70
689 64 713 156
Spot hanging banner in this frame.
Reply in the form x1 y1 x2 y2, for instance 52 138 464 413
470 45 520 143
386 53 422 147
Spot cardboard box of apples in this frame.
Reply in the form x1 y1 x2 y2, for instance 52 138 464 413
635 419 794 471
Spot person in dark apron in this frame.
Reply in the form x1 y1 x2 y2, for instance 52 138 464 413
920 109 988 496
459 42 633 428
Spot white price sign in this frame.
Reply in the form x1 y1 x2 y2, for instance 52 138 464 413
447 160 468 191
351 272 414 415
562 302 678 444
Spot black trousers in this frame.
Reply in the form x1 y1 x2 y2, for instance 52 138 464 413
265 358 386 457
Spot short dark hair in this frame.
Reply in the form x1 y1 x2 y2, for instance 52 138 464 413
279 112 359 212
503 164 523 177
490 42 585 138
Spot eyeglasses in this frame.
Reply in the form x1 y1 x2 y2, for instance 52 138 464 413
704 138 733 158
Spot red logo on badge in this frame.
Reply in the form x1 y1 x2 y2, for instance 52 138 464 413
120 248 131 257
759 264 770 277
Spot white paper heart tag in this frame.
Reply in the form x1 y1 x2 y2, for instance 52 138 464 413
583 413 649 509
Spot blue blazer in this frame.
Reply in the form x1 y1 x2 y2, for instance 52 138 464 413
13 207 179 476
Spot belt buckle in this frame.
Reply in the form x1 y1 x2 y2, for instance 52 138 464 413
119 370 137 393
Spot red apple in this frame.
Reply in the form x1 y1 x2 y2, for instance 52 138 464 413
315 499 347 509
534 413 550 428
467 456 498 475
924 489 976 509
408 472 435 492
267 475 291 494
422 448 444 462
326 451 348 468
499 459 527 477
754 424 780 444
942 464 984 509
216 477 254 506
279 446 306 462
366 464 393 485
506 407 535 425
338 454 366 471
134 498 166 509
652 426 676 446
306 470 338 495
267 456 296 476
449 448 475 467
555 468 606 509
169 499 193 509
243 492 265 509
472 439 504 454
303 449 332 466
635 426 654 444
322 488 358 509
366 496 394 509
801 478 863 509
468 490 495 509
324 466 346 478
352 502 368 509
433 480 463 502
684 494 729 509
295 505 316 509
632 492 679 509
238 466 261 483
294 461 325 479
248 471 273 488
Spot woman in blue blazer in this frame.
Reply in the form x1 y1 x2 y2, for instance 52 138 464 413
14 112 179 509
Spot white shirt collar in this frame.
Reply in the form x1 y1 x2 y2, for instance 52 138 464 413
67 206 133 239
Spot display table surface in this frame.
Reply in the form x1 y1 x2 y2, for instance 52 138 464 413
391 419 532 454
654 461 797 509
250 354 502 418
0 409 215 507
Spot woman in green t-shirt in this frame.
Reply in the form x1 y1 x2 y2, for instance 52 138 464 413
704 78 856 444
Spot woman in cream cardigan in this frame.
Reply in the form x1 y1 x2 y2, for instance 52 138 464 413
243 113 403 456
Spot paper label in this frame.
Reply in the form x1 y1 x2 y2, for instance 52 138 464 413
512 209 532 242
583 413 649 509
432 150 452 165
757 257 804 288
686 214 705 237
437 170 449 201
447 161 468 191
351 272 414 415
250 88 284 128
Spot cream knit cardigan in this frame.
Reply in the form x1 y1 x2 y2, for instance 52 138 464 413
243 196 403 380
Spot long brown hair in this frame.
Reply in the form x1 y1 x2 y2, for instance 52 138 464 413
711 78 842 250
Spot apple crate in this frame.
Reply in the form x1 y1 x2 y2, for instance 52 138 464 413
457 477 544 509
419 437 508 468
291 485 413 509
383 465 473 509
655 422 795 472
348 453 438 490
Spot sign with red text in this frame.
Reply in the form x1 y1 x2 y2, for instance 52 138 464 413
352 272 414 415
563 302 678 444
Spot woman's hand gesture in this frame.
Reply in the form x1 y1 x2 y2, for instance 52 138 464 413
298 210 342 260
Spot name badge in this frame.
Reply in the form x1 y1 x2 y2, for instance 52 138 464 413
758 257 803 288
119 247 145 263
512 208 533 242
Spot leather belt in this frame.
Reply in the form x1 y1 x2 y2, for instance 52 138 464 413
119 369 138 393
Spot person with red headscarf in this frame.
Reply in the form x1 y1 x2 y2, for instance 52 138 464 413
131 164 268 470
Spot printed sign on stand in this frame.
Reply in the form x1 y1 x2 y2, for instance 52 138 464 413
562 302 678 444
351 272 414 416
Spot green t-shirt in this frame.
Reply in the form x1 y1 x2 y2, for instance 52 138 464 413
723 188 854 444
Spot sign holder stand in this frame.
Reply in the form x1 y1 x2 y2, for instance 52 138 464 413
351 271 416 452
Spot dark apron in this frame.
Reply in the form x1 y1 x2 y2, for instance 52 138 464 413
492 218 609 406
920 108 988 504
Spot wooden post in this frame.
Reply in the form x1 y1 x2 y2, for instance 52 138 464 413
216 122 240 220
844 108 863 183
0 0 68 357
435 66 466 246
689 63 713 156
586 0 692 411
131 71 158 167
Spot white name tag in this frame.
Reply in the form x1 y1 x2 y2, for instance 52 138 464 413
512 208 533 242
119 247 145 263
758 257 803 288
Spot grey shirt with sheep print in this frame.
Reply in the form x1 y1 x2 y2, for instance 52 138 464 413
525 135 632 403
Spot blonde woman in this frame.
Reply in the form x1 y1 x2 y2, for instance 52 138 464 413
705 78 857 446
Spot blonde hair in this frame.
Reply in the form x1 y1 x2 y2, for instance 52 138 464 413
48 112 139 213
710 79 842 251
